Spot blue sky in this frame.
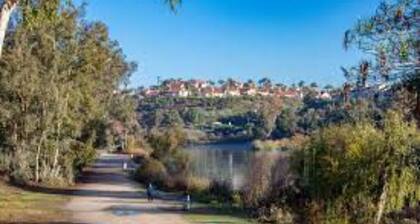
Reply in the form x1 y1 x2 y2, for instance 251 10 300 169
79 0 381 88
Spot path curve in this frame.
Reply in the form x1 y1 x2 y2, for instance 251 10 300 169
65 153 189 224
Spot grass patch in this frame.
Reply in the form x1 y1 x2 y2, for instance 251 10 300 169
0 182 70 223
182 193 256 223
185 213 254 224
184 204 255 224
183 190 255 224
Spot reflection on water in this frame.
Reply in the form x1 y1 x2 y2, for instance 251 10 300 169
185 142 253 190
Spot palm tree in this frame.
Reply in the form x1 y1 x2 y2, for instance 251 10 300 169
342 83 352 103
298 80 305 88
324 84 334 91
226 78 236 89
246 79 256 88
310 82 318 89
358 60 369 87
258 77 272 87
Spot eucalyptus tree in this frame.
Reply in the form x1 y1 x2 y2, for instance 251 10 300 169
0 0 18 57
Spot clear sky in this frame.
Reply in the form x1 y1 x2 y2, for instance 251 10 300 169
78 0 381 88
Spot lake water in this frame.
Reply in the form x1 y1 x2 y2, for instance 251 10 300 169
185 142 253 190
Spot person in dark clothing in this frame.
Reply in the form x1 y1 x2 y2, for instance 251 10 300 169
147 183 154 202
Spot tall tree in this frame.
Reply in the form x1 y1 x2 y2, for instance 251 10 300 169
0 0 18 57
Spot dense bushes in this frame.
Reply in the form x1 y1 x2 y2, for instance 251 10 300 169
290 111 419 224
134 127 190 190
243 111 420 224
135 158 168 187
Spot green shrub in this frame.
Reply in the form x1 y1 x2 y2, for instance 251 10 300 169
70 141 97 175
148 127 186 160
135 158 167 186
0 152 11 175
209 180 233 202
256 205 294 224
231 192 242 206
186 176 210 194
125 136 150 155
9 150 33 185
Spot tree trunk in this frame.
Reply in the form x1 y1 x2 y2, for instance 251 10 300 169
35 131 47 183
0 0 18 58
51 121 61 177
415 90 420 122
375 174 388 224
35 143 40 182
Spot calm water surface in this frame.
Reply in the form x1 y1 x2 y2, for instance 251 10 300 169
185 142 253 190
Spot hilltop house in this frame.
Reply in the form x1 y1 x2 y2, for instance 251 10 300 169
317 91 332 100
139 78 333 100
202 86 215 97
164 80 190 97
224 86 241 96
223 80 242 96
283 89 303 99
257 86 271 96
241 82 258 96
213 87 225 97
189 79 209 89
144 88 160 97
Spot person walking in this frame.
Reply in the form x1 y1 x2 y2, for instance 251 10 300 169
183 192 191 211
147 183 154 202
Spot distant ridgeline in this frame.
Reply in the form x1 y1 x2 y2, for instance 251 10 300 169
135 78 394 143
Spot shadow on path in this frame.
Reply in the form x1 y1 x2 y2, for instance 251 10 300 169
20 185 146 199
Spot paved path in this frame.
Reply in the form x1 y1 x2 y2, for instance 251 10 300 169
65 153 189 224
